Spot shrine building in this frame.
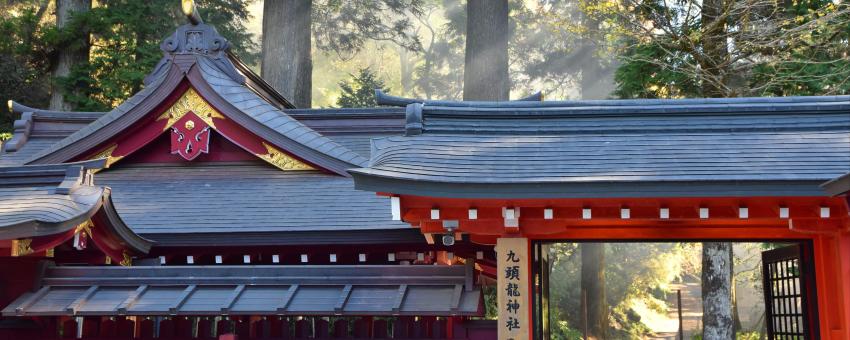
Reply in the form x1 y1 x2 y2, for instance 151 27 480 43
0 2 848 340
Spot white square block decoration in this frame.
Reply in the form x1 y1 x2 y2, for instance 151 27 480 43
739 207 749 219
186 256 194 264
476 251 484 260
388 253 396 262
659 208 670 219
159 256 166 264
544 208 553 220
417 252 425 261
300 254 308 263
620 208 630 219
329 254 337 263
699 208 709 219
582 208 592 220
358 253 367 262
779 207 789 219
468 208 478 220
215 255 223 264
430 209 440 220
820 207 830 218
243 255 251 264
390 196 401 221
272 255 280 263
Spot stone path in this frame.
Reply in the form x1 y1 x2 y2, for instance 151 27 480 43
648 279 702 340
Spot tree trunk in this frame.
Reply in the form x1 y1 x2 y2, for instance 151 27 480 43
700 0 729 97
398 47 412 95
462 0 509 101
50 0 90 111
702 242 734 340
261 0 312 108
579 0 604 100
580 243 606 339
731 245 742 332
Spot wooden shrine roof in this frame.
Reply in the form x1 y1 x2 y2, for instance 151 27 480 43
95 163 408 238
0 159 153 256
21 21 363 176
350 96 850 198
0 160 106 239
0 18 414 244
3 264 482 317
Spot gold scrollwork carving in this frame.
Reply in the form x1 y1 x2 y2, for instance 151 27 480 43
258 142 314 171
157 88 224 130
120 252 133 267
75 220 94 238
89 144 124 169
11 239 33 257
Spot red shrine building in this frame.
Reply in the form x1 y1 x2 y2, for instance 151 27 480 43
0 3 849 340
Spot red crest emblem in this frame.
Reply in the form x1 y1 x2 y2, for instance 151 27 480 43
170 114 211 161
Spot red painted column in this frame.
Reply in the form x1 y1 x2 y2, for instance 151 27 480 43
812 233 850 340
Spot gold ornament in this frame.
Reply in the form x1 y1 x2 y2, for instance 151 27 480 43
258 143 314 171
89 144 124 169
75 220 94 238
185 120 196 130
120 252 133 267
157 88 224 130
11 239 33 257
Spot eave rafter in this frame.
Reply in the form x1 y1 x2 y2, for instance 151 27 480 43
389 195 850 242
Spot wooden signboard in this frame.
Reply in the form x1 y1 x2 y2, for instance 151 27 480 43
496 237 530 340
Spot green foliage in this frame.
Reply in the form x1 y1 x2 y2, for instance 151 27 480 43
313 0 424 56
60 0 257 111
0 0 257 120
547 243 701 338
550 319 583 340
610 0 850 98
690 331 764 340
0 3 53 132
614 43 700 99
336 68 390 108
482 284 498 320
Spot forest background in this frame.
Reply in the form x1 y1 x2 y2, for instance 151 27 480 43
1 0 848 338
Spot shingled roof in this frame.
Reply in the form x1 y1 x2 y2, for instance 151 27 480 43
22 20 364 176
0 159 152 256
350 96 850 198
3 264 481 317
0 14 417 244
94 163 410 242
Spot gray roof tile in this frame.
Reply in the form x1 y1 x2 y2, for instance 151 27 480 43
96 164 407 235
352 97 850 197
4 265 481 316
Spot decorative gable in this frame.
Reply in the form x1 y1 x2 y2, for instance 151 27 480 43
81 87 314 171
25 15 363 176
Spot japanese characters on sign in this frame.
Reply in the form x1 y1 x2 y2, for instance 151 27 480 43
497 237 529 340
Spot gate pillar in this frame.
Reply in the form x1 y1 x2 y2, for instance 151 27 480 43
812 232 850 340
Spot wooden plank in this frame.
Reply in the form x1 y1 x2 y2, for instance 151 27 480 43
116 285 148 314
450 284 463 313
334 284 353 313
391 284 407 314
65 285 99 314
275 285 298 313
220 285 246 313
168 285 197 315
14 286 50 316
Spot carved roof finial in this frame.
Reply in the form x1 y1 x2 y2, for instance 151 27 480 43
182 0 203 25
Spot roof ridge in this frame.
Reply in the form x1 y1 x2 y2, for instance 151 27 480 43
400 96 850 136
